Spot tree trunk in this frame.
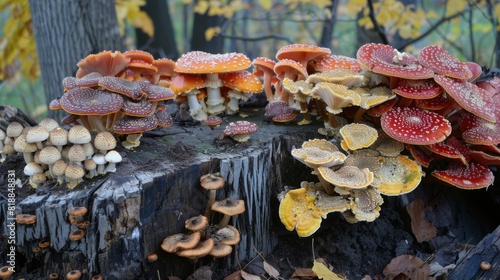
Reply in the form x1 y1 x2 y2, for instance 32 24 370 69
190 11 224 53
29 0 125 121
0 108 318 279
319 1 339 49
135 0 179 60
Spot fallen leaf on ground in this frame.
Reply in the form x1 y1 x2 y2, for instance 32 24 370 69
383 254 432 280
263 260 280 277
241 270 261 280
224 270 243 280
291 267 316 278
406 198 437 243
312 259 344 279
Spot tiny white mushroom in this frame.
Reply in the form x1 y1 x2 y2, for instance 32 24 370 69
104 150 122 173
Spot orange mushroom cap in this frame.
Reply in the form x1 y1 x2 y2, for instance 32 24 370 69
315 54 362 72
274 59 308 80
276 43 331 67
220 70 263 93
169 73 206 96
76 50 130 78
175 51 251 74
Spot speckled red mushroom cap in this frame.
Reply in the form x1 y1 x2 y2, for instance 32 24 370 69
223 121 259 136
465 61 482 82
434 74 496 123
425 141 467 164
121 98 154 117
392 78 443 99
417 45 472 80
175 51 251 74
64 72 103 89
145 85 175 101
414 92 454 111
98 76 145 100
113 114 158 134
60 88 124 116
76 50 130 78
366 97 398 117
155 110 173 127
381 106 452 145
202 115 223 129
315 55 362 72
274 59 308 80
406 144 434 168
462 120 500 145
49 98 62 110
220 70 263 93
431 162 494 190
275 44 331 66
356 43 434 80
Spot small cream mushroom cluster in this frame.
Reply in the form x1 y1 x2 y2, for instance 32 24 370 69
281 135 424 237
50 49 175 150
0 119 122 189
160 173 245 260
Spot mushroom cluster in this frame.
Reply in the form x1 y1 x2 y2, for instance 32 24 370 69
51 50 175 149
281 135 424 237
171 51 263 121
161 173 245 260
1 119 122 189
273 43 500 236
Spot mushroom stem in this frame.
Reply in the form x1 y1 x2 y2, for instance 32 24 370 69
328 112 339 128
78 116 93 132
204 190 217 220
314 167 336 196
218 214 232 229
353 108 367 123
88 115 107 133
186 92 208 121
315 99 329 123
262 73 275 101
298 101 311 125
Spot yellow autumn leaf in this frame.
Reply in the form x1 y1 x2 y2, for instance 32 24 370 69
205 27 221 41
312 259 344 280
194 0 209 14
258 0 272 10
133 11 154 37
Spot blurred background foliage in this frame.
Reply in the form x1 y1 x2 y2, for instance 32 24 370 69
1 0 499 121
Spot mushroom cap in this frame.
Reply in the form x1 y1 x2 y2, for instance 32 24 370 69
76 50 130 78
252 57 276 76
38 118 60 132
276 44 331 65
14 134 38 153
65 164 85 182
145 85 175 101
211 199 246 216
200 173 225 190
67 125 91 144
39 145 62 165
16 213 37 224
223 121 259 136
155 110 174 127
60 87 124 115
185 214 209 232
52 159 68 177
94 131 117 152
105 150 122 163
301 138 339 152
301 181 351 215
215 225 241 245
311 82 361 114
369 131 404 157
209 244 233 258
465 61 483 82
98 76 145 100
121 98 155 117
339 123 378 151
26 125 49 144
315 54 362 72
377 155 424 196
202 115 223 129
381 107 451 145
462 120 500 145
366 97 398 117
154 57 176 77
161 231 201 253
176 238 215 259
392 78 443 99
434 74 496 123
68 229 86 241
291 147 346 169
6 121 24 138
123 49 155 64
318 166 374 189
67 144 87 162
431 162 494 190
220 70 263 93
306 69 367 88
66 270 82 280
274 58 308 80
0 266 14 278
414 92 454 111
72 72 104 88
169 73 206 95
49 98 62 110
349 187 384 222
24 162 44 176
175 51 251 74
49 127 68 147
69 206 88 217
425 141 467 164
279 187 323 237
417 45 472 79
356 43 434 79
113 114 158 135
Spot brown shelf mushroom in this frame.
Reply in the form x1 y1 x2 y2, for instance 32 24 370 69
161 231 201 253
200 173 225 219
66 269 82 280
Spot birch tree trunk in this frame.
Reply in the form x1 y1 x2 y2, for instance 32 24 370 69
28 0 125 121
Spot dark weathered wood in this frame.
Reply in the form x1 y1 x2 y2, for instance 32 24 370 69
0 108 319 279
447 224 500 279
28 0 125 121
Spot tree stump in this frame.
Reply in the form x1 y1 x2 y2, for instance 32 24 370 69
0 108 319 279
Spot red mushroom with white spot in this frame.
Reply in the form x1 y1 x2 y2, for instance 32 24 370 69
381 107 452 145
431 162 494 190
417 45 472 80
220 121 259 142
